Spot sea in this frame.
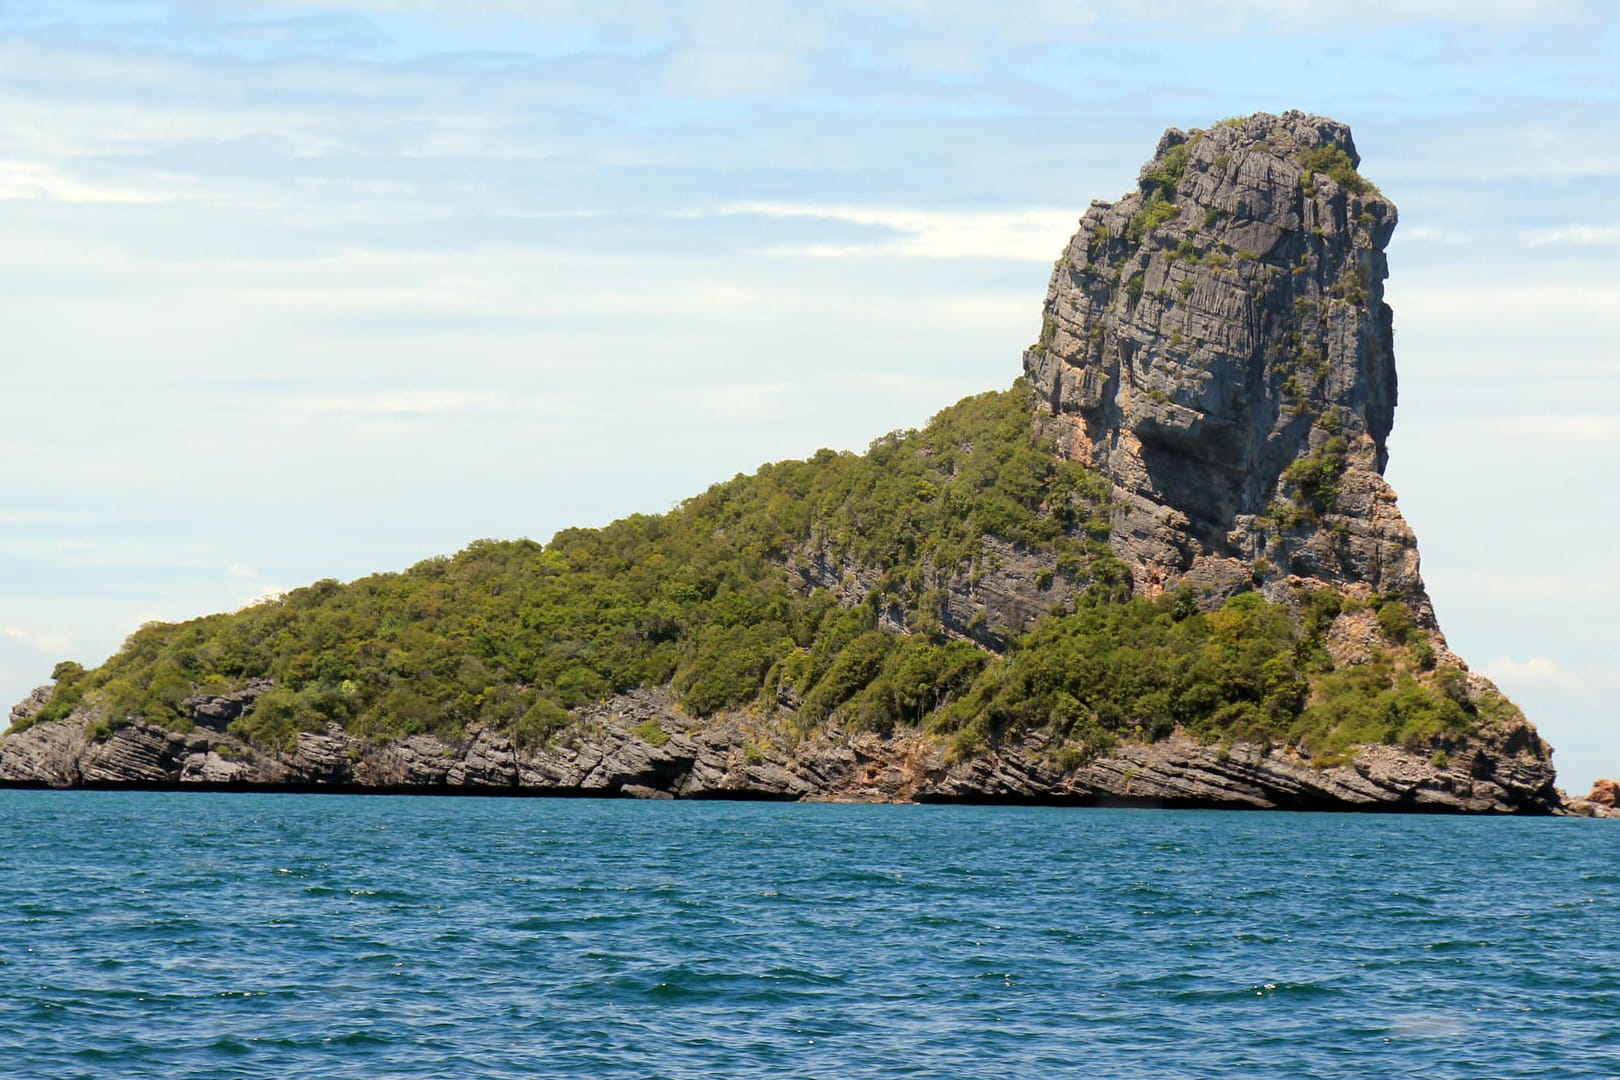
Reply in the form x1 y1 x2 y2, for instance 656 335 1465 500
3 791 1617 1079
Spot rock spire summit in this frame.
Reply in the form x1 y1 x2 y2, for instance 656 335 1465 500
1024 111 1421 621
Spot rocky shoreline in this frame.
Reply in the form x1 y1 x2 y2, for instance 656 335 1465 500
1 683 1571 815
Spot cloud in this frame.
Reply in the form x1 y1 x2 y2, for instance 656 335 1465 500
1522 224 1620 246
239 585 291 609
1401 226 1490 246
663 48 802 97
0 161 161 204
1480 656 1620 743
3 625 75 656
1395 283 1620 322
730 202 1077 261
0 537 224 571
1448 415 1620 444
290 389 512 416
655 382 800 421
1479 656 1620 714
282 388 605 421
1485 656 1575 688
226 562 259 579
0 510 102 526
1436 572 1616 604
226 0 1586 32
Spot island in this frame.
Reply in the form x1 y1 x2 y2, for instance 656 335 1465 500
2 112 1576 814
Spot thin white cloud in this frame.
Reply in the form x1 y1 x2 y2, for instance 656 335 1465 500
283 389 605 420
1402 225 1489 245
664 48 803 97
1448 415 1620 443
0 510 102 526
0 538 221 570
226 562 260 579
731 202 1076 261
291 390 510 416
1485 656 1581 688
3 625 75 656
1523 224 1620 246
0 161 161 204
1481 656 1620 730
1396 283 1620 320
1131 0 1584 22
239 585 291 609
639 383 802 422
231 0 1582 30
1436 572 1615 604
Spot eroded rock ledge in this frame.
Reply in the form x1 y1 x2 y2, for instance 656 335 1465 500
0 685 1560 814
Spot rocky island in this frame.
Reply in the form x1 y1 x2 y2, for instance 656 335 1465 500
2 112 1568 813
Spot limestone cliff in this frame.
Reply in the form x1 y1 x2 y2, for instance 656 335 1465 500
1026 112 1418 618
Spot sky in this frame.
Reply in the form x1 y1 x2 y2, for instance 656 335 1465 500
2 1 1618 791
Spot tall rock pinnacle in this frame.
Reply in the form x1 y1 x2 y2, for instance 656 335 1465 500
1025 112 1426 624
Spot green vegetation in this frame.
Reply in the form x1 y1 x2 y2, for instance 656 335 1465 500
1330 265 1369 306
1281 435 1348 520
1144 142 1191 200
1123 139 1195 244
1126 192 1179 243
1298 145 1377 197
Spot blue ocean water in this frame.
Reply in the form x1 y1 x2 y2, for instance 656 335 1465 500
3 792 1618 1079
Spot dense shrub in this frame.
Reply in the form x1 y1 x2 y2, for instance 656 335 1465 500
1298 146 1376 197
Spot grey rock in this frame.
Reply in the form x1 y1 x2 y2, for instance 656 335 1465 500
446 729 518 788
0 709 86 786
80 722 193 784
9 685 52 728
1023 112 1418 614
184 679 273 732
180 750 254 784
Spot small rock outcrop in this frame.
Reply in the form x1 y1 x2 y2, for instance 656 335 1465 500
1561 779 1620 818
1587 779 1620 807
9 685 52 729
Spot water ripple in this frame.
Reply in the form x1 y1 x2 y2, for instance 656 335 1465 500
4 792 1619 1078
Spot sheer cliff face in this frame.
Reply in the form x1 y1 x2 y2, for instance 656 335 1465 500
1024 112 1426 621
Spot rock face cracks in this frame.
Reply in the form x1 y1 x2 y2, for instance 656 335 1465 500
0 685 1560 813
1024 112 1424 621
